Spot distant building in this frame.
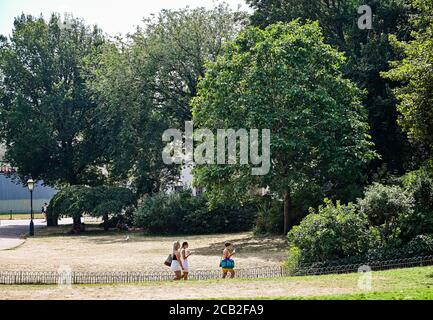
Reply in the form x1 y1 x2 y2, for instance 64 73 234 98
0 145 57 213
167 164 203 196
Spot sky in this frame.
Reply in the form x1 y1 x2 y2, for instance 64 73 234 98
0 0 251 37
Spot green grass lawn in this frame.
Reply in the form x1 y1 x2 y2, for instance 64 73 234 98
308 288 433 300
0 213 44 220
200 265 433 300
251 288 433 300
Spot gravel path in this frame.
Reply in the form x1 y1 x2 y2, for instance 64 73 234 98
0 218 73 250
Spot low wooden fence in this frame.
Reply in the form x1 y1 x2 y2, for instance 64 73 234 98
1 255 432 285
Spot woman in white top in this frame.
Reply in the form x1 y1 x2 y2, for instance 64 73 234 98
181 241 192 280
170 241 184 280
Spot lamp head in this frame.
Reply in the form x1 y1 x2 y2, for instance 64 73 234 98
27 178 34 191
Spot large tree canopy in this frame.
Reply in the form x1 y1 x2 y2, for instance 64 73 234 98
383 0 433 156
0 14 105 186
246 0 415 174
192 21 376 234
87 5 247 196
133 4 247 126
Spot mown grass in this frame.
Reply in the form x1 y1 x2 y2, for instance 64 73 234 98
0 213 44 220
254 288 433 300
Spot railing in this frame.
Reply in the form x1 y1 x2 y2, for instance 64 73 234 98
293 255 433 276
1 255 433 285
0 267 288 285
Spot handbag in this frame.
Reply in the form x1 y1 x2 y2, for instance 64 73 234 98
164 254 173 267
220 258 235 269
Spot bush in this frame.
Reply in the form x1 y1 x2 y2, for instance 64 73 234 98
133 190 257 235
402 234 433 256
296 234 433 268
287 174 433 268
362 234 433 262
357 183 414 243
287 199 379 265
401 168 433 241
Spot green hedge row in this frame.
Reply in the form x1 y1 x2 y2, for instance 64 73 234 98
133 190 257 235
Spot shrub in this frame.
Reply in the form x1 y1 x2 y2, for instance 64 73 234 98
133 190 257 235
363 234 433 262
287 175 433 269
287 199 379 265
357 183 414 243
401 168 433 241
285 246 302 273
402 234 433 256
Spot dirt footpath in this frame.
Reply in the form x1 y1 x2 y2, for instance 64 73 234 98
1 277 359 300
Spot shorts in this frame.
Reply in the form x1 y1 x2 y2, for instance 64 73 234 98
170 260 182 272
222 268 235 273
183 260 189 272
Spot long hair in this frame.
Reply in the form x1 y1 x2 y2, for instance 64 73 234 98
173 241 180 252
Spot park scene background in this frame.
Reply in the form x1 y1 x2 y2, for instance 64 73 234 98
0 0 433 300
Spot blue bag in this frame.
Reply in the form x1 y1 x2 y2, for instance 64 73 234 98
220 258 235 269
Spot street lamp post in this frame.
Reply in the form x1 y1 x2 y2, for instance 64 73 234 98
27 178 34 236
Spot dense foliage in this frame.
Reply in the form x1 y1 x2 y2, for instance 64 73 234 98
400 167 433 240
358 183 414 242
288 171 433 267
86 5 246 196
192 21 376 234
383 0 433 158
133 190 257 235
247 0 415 174
288 200 379 264
48 185 135 229
0 14 106 186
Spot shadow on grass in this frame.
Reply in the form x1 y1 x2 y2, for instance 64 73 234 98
33 224 288 258
190 235 287 257
34 225 277 247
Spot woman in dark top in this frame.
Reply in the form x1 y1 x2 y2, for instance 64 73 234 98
170 241 184 280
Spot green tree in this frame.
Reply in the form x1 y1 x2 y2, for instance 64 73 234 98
192 22 376 234
86 40 175 196
246 0 414 174
48 185 135 230
0 14 105 186
133 4 247 126
88 5 247 195
383 0 433 154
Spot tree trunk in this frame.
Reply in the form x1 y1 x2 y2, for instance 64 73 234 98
103 214 109 231
47 214 58 227
72 215 82 233
283 190 291 235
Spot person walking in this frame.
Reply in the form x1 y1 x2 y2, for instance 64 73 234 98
42 202 48 222
170 241 184 280
181 241 192 280
221 242 236 279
